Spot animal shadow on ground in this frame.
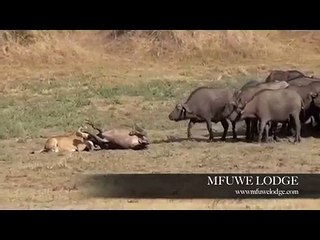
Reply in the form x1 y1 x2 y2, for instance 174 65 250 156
153 137 211 144
153 129 248 144
86 147 149 152
81 173 320 199
275 124 320 140
301 125 320 138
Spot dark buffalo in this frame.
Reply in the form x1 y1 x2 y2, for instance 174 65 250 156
312 92 320 109
234 79 260 140
288 82 320 114
238 88 304 143
235 81 289 108
311 93 320 129
286 82 320 131
288 77 320 86
265 70 307 83
168 87 237 141
233 81 289 141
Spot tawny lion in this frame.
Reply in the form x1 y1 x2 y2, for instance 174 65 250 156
30 127 94 154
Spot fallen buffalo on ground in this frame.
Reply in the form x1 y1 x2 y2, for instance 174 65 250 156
168 86 238 141
83 120 150 150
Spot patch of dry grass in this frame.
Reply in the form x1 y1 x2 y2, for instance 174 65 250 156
1 30 320 86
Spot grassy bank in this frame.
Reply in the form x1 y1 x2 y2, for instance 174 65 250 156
0 78 202 139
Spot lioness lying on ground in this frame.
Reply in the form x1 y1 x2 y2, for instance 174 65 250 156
31 127 94 154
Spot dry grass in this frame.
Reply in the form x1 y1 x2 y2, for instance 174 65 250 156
1 30 320 85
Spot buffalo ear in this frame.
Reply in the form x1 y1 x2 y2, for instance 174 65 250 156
176 103 183 110
182 103 192 113
310 92 318 98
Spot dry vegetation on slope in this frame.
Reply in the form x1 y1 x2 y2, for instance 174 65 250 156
1 30 320 209
1 30 320 83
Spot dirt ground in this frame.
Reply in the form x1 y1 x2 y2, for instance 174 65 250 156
1 122 320 210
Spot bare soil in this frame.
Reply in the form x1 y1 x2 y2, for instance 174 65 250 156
1 123 320 209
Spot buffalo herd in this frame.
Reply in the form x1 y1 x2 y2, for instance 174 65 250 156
168 70 320 144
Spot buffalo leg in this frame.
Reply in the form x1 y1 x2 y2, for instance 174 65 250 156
270 121 276 141
187 120 195 138
206 120 214 141
269 122 276 137
272 122 279 142
245 119 251 141
265 122 270 143
231 121 237 140
293 113 301 143
308 116 315 128
220 119 229 141
280 122 287 136
288 116 296 136
258 119 268 143
313 113 320 130
251 119 258 141
286 121 292 136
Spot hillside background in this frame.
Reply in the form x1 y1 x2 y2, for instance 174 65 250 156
1 30 320 86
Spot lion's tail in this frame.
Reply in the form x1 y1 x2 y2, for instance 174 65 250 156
30 148 45 154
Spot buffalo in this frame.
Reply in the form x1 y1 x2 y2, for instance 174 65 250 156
168 87 238 141
236 88 304 143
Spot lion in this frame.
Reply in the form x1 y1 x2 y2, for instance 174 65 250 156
30 126 94 154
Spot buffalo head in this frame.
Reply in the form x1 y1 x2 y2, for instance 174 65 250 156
168 103 194 122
